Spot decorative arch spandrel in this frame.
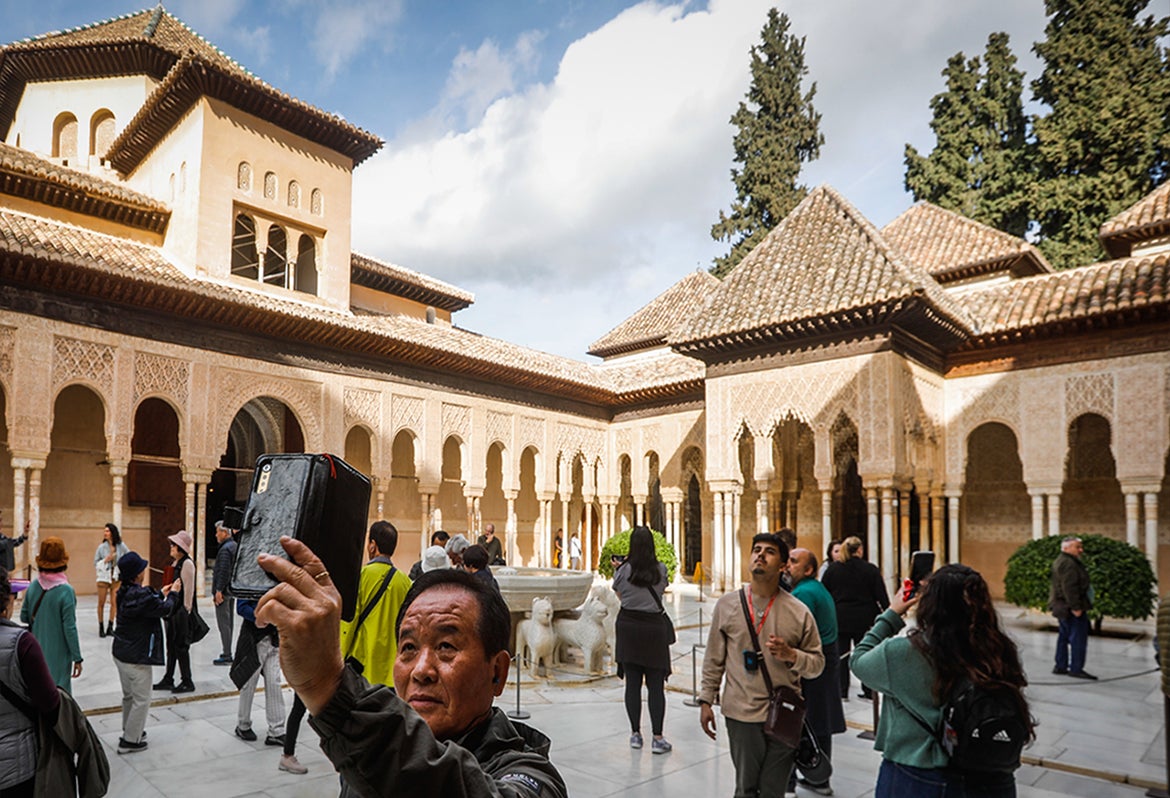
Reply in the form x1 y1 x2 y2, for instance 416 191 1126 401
212 371 323 454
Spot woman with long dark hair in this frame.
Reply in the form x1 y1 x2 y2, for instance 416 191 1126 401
851 564 1035 797
612 525 672 754
94 522 128 637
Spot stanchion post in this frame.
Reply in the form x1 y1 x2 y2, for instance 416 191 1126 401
857 693 878 741
683 645 702 707
506 655 530 720
1146 694 1170 797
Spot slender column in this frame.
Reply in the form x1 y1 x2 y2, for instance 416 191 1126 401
465 496 476 536
1144 493 1159 575
195 481 208 597
1030 493 1045 541
375 484 386 519
110 463 128 532
880 488 895 590
636 501 646 526
419 493 433 556
184 479 196 539
13 466 27 567
947 493 961 564
538 499 551 567
787 492 799 529
504 491 518 567
27 468 43 561
473 496 482 535
757 495 769 537
729 492 741 588
931 493 945 555
671 502 683 582
560 498 569 569
712 492 725 593
898 490 911 579
820 488 832 542
1125 491 1140 548
584 500 594 572
1047 493 1061 538
865 488 879 563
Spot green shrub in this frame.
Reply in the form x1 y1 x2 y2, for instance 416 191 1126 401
1003 534 1157 622
598 529 678 582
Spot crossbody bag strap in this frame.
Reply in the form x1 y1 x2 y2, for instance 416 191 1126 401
644 584 666 614
344 565 397 659
0 677 35 722
29 586 49 625
738 587 775 695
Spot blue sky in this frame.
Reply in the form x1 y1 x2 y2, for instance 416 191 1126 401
2 1 1052 360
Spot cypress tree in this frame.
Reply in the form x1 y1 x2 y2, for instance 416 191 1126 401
710 9 823 277
1032 0 1170 268
904 33 1030 237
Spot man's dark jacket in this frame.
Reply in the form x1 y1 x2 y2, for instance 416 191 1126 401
112 584 178 666
822 557 890 635
212 537 237 595
311 666 567 797
1049 551 1091 619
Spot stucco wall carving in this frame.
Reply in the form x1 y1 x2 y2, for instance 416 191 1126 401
1065 373 1114 423
556 422 603 460
344 387 381 433
442 403 471 442
392 394 424 436
615 428 632 456
643 423 660 454
134 352 190 409
486 410 511 447
0 326 13 386
519 416 544 453
214 370 323 452
53 336 114 395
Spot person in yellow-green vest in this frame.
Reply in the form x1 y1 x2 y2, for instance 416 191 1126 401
340 521 412 687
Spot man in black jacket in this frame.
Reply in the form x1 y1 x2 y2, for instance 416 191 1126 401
212 520 237 666
1050 536 1095 680
821 535 889 700
256 537 566 798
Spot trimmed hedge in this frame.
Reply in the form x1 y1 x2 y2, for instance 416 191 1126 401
1003 534 1157 622
598 529 678 582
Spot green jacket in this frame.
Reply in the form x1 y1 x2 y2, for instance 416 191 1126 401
1049 552 1091 619
339 559 412 688
850 609 948 769
20 581 83 693
310 666 567 797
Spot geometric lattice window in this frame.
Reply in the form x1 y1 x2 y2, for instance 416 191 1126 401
288 180 300 208
264 225 288 287
310 188 323 215
231 213 259 279
264 171 277 200
238 162 252 191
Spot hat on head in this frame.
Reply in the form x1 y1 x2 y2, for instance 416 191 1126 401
422 545 452 573
168 530 193 555
117 551 149 583
445 534 470 556
36 536 69 571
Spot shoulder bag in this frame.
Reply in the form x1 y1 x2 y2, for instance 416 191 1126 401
643 583 676 645
187 596 210 644
344 565 398 659
738 586 805 748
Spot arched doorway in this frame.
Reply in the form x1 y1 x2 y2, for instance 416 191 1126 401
1062 413 1124 540
438 436 467 534
388 429 420 553
963 422 1029 591
0 386 14 567
517 446 539 565
831 414 864 540
343 425 376 526
130 398 183 583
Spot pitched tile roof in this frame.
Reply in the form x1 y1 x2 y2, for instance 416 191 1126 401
0 7 382 168
1099 180 1170 258
670 186 976 357
960 254 1170 344
0 141 169 233
882 202 1051 283
589 271 720 357
0 208 701 406
351 252 474 312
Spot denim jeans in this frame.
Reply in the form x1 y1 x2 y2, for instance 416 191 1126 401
875 760 1016 798
1055 612 1089 673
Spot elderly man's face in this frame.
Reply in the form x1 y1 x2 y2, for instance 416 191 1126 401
787 549 813 585
394 585 508 739
215 526 230 544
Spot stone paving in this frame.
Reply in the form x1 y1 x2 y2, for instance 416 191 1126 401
17 579 1165 797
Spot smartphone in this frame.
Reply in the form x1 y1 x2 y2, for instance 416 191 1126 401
743 649 760 672
905 550 936 599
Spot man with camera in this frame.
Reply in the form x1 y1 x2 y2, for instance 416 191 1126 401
255 536 567 798
698 533 824 798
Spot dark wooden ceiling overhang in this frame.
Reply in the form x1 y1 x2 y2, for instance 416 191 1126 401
107 54 383 174
931 251 1047 285
0 160 169 234
1099 220 1170 259
952 297 1170 353
0 243 715 409
671 293 970 366
351 264 473 313
588 334 667 359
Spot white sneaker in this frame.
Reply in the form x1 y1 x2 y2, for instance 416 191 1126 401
278 754 308 774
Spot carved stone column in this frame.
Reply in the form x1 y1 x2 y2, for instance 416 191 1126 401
418 490 436 556
375 480 386 519
865 488 879 564
880 488 895 589
820 484 832 544
560 497 570 570
1047 492 1061 538
947 491 961 564
728 491 741 588
12 464 27 567
27 466 43 560
1124 490 1140 548
898 489 911 580
195 478 210 597
1144 492 1159 574
109 461 129 532
504 490 518 567
1030 492 1045 541
931 491 945 555
712 492 725 593
583 499 594 572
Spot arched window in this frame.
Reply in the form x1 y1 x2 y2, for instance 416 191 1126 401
264 225 288 287
263 171 277 200
287 181 300 208
90 110 115 158
237 162 252 191
52 112 78 161
310 188 323 215
295 234 317 295
231 214 259 279
179 162 187 194
169 173 175 202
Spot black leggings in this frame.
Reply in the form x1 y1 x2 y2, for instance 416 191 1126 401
163 619 192 684
623 662 666 736
284 694 306 756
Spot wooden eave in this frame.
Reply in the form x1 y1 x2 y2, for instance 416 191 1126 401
612 377 705 408
588 334 667 359
350 268 473 313
931 251 1048 285
672 294 969 365
954 300 1170 352
1099 220 1170 259
0 164 169 234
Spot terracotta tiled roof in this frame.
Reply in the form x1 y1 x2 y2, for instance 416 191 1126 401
0 141 169 233
882 202 1051 283
0 7 382 168
0 208 700 406
670 186 975 358
596 350 706 396
960 254 1170 344
351 252 474 312
589 271 720 357
1099 180 1170 258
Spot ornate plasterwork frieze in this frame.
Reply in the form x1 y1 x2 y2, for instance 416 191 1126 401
134 352 190 409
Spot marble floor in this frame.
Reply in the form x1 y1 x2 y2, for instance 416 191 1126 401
22 579 1165 797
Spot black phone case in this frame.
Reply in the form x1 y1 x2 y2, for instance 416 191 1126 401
229 453 371 621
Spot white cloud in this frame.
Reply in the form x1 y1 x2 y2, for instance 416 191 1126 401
308 0 405 81
441 31 545 129
351 0 1049 360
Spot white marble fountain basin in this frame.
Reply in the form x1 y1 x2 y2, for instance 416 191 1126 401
495 567 594 613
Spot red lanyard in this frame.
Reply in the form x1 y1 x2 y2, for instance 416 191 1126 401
745 587 777 637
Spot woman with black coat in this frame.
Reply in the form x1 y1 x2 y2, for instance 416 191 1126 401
112 551 179 753
821 535 889 700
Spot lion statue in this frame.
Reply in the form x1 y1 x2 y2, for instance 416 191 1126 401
554 595 609 674
515 596 556 678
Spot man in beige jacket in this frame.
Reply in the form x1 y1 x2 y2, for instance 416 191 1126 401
699 532 824 798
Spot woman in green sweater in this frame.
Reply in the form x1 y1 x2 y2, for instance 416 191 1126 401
851 564 1033 797
20 537 83 693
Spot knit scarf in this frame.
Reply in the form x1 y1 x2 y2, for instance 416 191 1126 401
37 571 70 590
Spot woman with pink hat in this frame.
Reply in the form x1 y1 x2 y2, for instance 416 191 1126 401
20 537 83 693
153 530 196 693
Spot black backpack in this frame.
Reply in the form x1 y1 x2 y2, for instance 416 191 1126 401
906 680 1029 773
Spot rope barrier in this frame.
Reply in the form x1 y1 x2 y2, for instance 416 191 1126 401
1029 666 1158 686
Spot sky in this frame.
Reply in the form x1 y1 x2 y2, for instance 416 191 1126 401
2 0 1055 360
